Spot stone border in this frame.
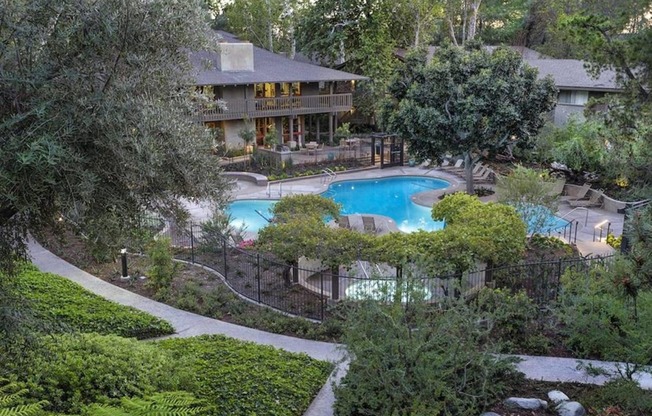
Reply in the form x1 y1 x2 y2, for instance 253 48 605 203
223 171 268 186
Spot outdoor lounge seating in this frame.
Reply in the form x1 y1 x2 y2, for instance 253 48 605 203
568 190 603 207
561 183 591 201
362 216 376 233
439 159 464 170
419 159 432 169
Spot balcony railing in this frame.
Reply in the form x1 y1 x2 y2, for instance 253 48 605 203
202 93 353 121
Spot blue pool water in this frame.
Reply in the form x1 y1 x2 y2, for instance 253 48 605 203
326 177 450 232
227 176 450 233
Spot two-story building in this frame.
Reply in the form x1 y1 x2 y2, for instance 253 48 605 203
190 32 367 149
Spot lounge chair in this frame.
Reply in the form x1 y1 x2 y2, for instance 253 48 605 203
439 159 464 170
560 183 591 202
338 215 351 229
362 216 376 233
474 167 494 182
568 190 603 207
419 159 432 169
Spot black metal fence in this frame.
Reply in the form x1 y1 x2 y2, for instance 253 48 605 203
157 219 616 321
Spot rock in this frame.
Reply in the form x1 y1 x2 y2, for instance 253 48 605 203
556 401 586 416
548 390 570 405
480 413 501 416
504 397 548 410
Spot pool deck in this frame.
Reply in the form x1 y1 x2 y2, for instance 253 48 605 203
183 165 622 257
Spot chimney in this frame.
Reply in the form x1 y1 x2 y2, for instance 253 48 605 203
217 43 254 71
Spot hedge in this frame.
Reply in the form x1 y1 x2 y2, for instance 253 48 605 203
158 335 333 416
13 264 174 339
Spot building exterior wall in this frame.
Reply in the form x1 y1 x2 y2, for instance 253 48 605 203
554 104 585 125
223 119 251 148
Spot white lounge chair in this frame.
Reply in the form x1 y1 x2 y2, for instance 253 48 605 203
561 183 591 202
568 190 603 207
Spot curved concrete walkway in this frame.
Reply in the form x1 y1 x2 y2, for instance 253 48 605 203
27 241 651 416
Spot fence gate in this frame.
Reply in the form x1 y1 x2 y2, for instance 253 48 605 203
371 133 404 168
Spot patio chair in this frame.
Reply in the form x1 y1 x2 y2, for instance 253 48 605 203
419 159 433 169
568 190 603 207
474 166 494 181
560 183 591 202
439 159 464 170
362 216 377 234
338 215 351 229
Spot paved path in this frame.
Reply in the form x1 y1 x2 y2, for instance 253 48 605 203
28 238 651 416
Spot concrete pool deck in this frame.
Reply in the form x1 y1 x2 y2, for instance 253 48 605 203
185 165 622 257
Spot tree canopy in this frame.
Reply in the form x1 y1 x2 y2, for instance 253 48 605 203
379 43 557 193
0 0 232 272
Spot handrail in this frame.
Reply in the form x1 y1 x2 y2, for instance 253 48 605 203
557 206 589 227
321 168 336 184
266 182 283 197
254 209 272 223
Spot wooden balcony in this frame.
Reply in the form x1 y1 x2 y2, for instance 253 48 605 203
201 93 353 121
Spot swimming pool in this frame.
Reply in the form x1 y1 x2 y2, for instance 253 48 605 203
227 176 450 233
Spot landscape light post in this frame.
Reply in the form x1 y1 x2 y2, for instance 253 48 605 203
120 248 130 280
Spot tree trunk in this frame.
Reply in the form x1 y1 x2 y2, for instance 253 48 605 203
467 0 482 41
266 0 274 52
464 152 474 194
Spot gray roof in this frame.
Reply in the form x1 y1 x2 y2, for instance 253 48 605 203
396 45 621 92
190 32 367 86
526 59 620 91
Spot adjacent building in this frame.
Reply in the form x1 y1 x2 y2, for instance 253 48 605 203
395 46 621 125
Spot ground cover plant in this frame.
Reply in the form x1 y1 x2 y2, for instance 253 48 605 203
12 264 174 339
1 266 333 416
159 335 333 416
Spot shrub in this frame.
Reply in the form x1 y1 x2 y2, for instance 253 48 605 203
146 237 178 298
334 286 517 415
606 233 622 249
18 334 195 414
13 265 174 339
158 335 333 416
556 267 652 368
475 288 549 354
581 379 652 416
548 118 608 173
495 165 561 235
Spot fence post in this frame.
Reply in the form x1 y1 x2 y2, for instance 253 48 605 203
223 238 228 280
257 253 261 303
331 269 339 301
320 271 325 321
190 222 195 264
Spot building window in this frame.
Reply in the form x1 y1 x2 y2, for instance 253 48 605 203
558 90 589 105
255 83 276 98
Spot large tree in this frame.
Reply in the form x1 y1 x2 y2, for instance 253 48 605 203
296 0 397 83
379 43 557 193
0 0 232 273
